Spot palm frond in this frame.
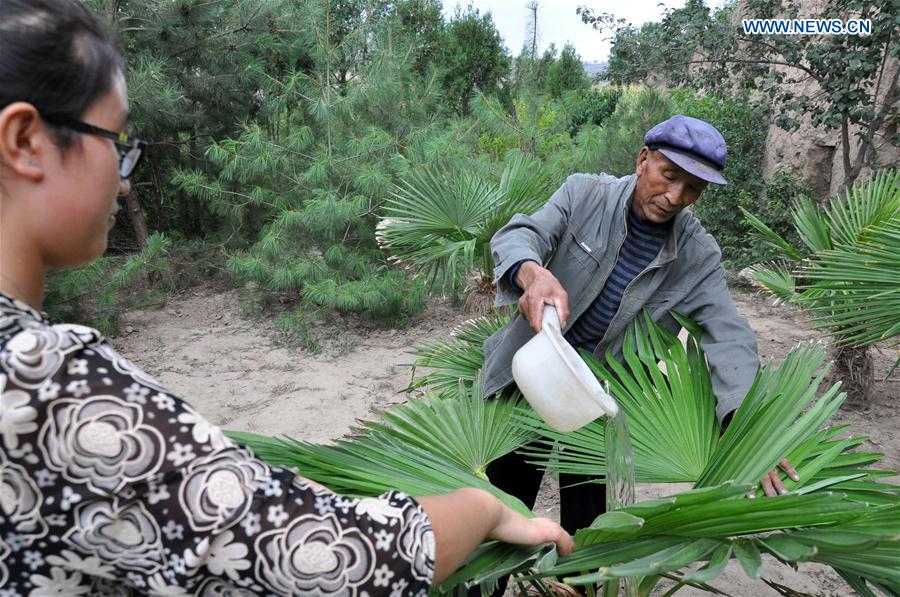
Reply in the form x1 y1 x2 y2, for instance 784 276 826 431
739 206 805 261
745 261 798 304
535 485 899 592
377 156 559 295
825 168 899 248
226 381 535 515
697 342 844 487
798 219 900 347
405 311 510 397
520 312 718 483
742 168 899 350
377 167 504 293
792 197 833 253
478 152 560 245
366 377 536 478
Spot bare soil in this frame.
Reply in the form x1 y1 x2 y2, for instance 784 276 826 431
113 286 898 596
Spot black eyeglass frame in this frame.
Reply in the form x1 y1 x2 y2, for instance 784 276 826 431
41 115 146 179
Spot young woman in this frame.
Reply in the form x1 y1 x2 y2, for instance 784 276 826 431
0 0 574 594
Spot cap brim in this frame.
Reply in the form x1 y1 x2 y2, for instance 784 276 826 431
658 148 727 185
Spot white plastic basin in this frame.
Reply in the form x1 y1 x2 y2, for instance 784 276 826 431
512 305 618 431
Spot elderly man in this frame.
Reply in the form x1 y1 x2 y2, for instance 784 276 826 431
481 115 798 540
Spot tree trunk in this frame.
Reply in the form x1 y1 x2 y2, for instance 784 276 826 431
124 189 149 248
829 344 873 408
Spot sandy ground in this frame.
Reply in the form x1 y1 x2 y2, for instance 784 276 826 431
113 286 898 596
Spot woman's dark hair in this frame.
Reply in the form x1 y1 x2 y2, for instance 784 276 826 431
0 0 123 149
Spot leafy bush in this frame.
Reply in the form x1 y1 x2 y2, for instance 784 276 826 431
172 37 447 326
571 86 673 176
544 43 590 98
671 89 811 266
566 87 621 136
44 232 187 335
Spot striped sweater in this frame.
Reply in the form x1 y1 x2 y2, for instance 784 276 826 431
564 208 669 351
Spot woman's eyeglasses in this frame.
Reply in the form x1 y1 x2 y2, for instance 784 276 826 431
41 115 146 178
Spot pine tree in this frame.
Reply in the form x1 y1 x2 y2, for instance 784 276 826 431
172 5 461 324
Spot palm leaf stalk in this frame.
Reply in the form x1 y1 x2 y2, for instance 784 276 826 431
376 153 561 295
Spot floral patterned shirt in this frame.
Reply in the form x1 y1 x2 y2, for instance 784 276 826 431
0 293 435 596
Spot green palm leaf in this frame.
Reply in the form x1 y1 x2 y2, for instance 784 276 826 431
744 262 798 304
406 311 510 397
798 219 900 346
377 154 560 294
538 489 900 592
743 168 899 353
826 168 900 247
230 312 899 595
367 378 536 478
377 167 504 293
792 197 833 253
740 206 805 260
226 378 536 513
479 153 561 252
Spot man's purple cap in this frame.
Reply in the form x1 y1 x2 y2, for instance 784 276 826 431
644 115 728 185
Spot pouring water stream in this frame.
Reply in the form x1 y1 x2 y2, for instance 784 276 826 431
604 391 637 597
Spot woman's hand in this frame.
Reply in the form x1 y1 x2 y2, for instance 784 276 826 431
419 488 575 583
489 505 575 556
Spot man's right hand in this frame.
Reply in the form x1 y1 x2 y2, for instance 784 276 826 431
515 261 570 332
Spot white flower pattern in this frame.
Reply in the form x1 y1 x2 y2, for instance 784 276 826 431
255 512 377 594
0 451 47 544
65 500 165 574
39 395 165 493
0 377 38 449
178 449 268 532
28 565 91 595
0 293 434 594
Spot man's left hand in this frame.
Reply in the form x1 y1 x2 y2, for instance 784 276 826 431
748 458 799 498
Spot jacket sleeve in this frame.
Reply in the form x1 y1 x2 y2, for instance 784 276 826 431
682 247 760 425
491 175 579 306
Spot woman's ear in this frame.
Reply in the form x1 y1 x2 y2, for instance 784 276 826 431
0 102 47 182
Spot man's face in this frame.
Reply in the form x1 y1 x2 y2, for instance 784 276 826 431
632 147 708 224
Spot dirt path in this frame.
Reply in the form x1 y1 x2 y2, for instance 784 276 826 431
113 286 898 596
114 289 469 443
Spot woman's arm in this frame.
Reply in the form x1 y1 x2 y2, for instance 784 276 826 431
418 487 574 584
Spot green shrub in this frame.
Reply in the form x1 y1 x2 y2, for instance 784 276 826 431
566 87 621 136
671 89 809 266
571 86 673 176
43 232 207 335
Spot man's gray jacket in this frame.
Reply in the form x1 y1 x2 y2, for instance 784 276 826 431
482 172 759 423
